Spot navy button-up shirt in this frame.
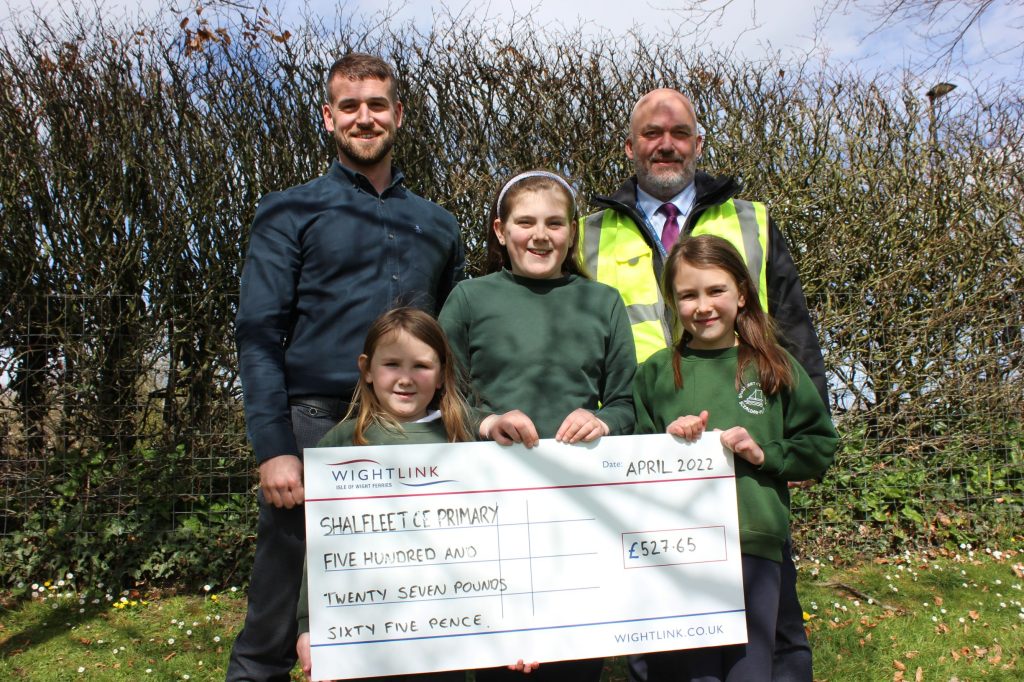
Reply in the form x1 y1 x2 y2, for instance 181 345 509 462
236 161 465 462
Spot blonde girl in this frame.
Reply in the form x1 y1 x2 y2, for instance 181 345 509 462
296 307 524 681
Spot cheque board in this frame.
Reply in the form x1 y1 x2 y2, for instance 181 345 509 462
303 432 745 681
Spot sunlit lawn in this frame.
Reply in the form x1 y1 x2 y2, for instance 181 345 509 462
799 542 1023 681
0 582 243 681
1 543 1021 681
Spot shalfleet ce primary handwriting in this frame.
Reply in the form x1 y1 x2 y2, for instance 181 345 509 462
319 506 499 535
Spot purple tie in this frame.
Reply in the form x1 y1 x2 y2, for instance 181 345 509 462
658 203 681 251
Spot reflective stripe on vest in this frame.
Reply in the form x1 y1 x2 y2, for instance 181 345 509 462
581 198 769 362
582 210 673 362
689 199 769 312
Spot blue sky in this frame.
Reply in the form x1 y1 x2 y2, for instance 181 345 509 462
4 0 1021 94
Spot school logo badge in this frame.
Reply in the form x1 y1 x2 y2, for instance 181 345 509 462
738 381 766 415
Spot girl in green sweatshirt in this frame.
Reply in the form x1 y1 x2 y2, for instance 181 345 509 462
439 171 638 682
296 307 528 681
633 235 838 682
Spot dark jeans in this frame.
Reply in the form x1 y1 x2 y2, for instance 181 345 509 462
226 400 345 682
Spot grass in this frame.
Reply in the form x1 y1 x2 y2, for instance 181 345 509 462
799 542 1023 680
0 583 244 681
1 543 1021 681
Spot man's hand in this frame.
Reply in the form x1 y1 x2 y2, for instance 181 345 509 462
555 408 609 444
259 454 305 508
481 410 540 448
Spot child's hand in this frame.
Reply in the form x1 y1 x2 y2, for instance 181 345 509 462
666 410 708 441
296 632 312 680
720 426 765 466
481 410 540 448
507 659 541 674
556 408 609 444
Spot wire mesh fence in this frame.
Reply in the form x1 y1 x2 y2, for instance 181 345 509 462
1 287 1020 587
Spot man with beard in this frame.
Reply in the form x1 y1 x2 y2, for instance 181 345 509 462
228 53 464 682
580 88 828 682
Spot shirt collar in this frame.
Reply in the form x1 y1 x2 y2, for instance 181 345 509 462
331 159 405 194
414 410 442 424
636 181 697 221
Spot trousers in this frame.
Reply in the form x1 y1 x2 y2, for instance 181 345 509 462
225 400 347 682
629 539 811 682
645 555 781 682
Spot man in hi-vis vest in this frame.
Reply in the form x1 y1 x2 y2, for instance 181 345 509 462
581 88 828 682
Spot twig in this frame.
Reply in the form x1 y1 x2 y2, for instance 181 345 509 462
819 581 904 614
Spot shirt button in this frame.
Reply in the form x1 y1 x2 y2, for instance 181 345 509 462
391 274 398 281
388 233 395 239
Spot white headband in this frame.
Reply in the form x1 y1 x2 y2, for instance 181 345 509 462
495 171 577 218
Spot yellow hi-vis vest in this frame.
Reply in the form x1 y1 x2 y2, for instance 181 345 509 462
580 198 769 362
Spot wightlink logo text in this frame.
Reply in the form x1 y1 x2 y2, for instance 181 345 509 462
327 459 455 488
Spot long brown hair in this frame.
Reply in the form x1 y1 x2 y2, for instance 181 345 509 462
485 170 587 277
662 235 794 394
344 307 473 445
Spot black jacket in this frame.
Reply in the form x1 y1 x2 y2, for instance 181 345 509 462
590 171 829 408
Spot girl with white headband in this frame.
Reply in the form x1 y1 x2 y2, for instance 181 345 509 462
439 170 638 682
